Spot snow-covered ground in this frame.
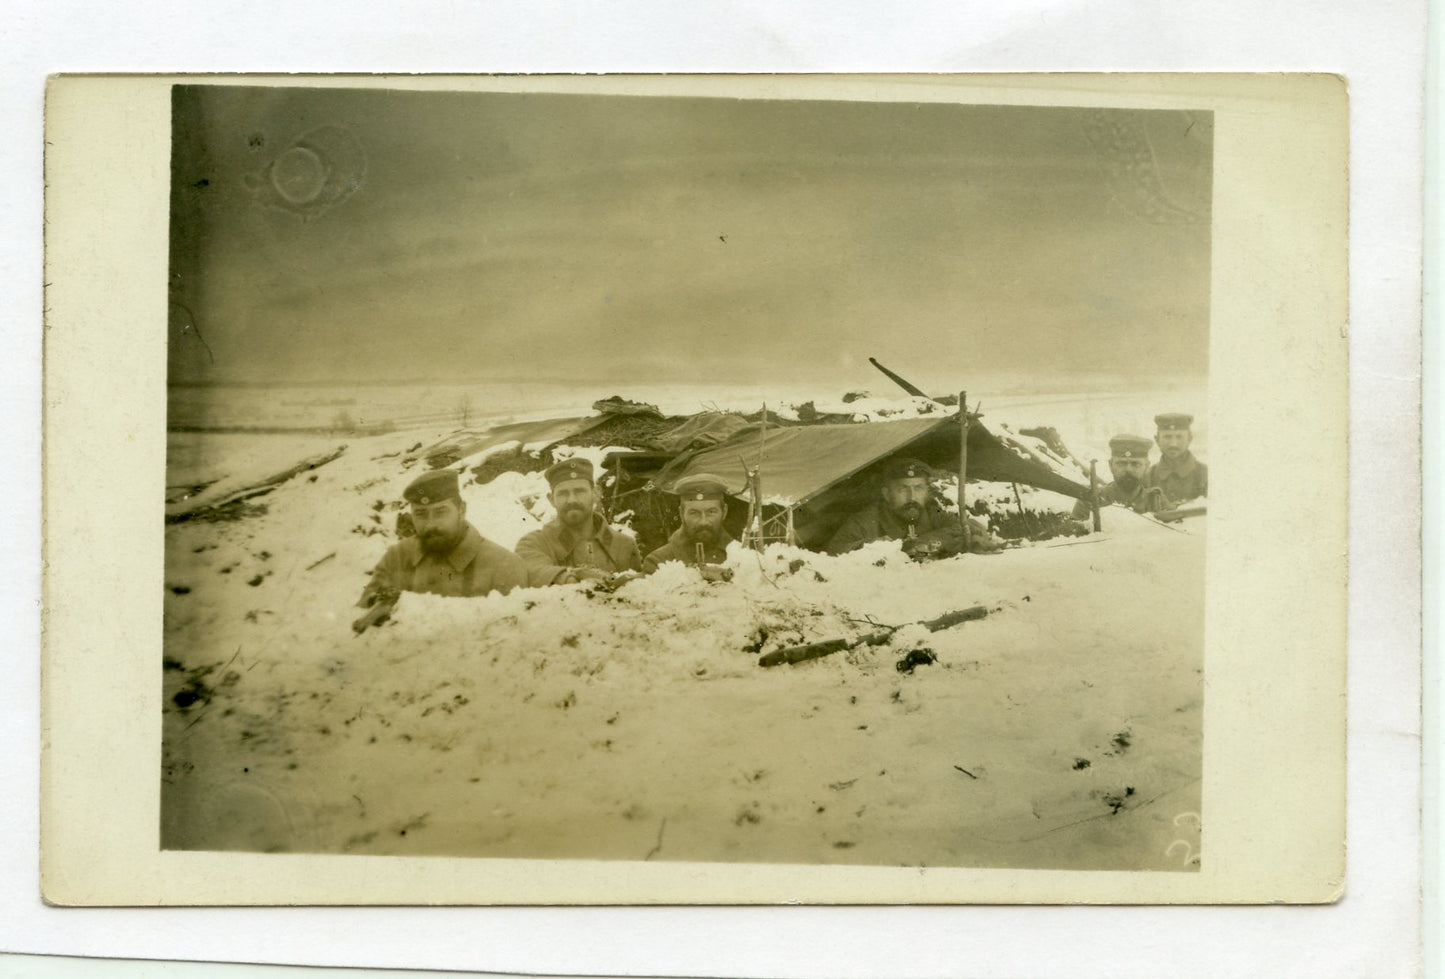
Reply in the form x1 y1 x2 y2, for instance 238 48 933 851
161 394 1205 871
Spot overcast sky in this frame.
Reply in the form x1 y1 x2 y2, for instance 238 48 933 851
168 85 1211 388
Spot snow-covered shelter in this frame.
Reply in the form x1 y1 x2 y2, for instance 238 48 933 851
648 411 1089 549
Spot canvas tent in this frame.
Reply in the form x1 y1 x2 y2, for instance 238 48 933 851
650 411 1090 550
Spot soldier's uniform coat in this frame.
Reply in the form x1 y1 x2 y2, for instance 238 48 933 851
514 513 642 587
365 523 527 598
826 500 969 555
1071 481 1169 519
1146 453 1208 505
641 528 735 573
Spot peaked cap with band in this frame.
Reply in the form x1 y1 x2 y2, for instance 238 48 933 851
1108 435 1154 460
1153 412 1195 431
673 473 730 502
879 457 932 482
403 468 462 506
544 457 595 488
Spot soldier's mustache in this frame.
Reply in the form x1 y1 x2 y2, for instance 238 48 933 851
419 529 455 551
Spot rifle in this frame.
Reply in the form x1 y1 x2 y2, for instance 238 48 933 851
352 587 400 634
591 570 642 593
758 603 997 668
694 542 734 582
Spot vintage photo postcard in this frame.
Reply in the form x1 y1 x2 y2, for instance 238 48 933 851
41 73 1346 905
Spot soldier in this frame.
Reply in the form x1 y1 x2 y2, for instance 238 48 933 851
825 458 1004 557
1072 435 1168 519
641 473 736 577
1147 412 1208 504
514 457 642 587
357 468 527 603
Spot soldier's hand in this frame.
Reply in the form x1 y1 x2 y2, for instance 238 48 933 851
698 564 733 583
1138 487 1170 514
356 584 388 609
901 537 931 560
594 571 641 593
968 531 1006 554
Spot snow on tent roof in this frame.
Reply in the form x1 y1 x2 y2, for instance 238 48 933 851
656 413 1090 506
656 416 954 506
406 415 605 467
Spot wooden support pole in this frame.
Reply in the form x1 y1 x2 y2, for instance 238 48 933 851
1089 460 1102 533
752 404 767 549
958 391 971 549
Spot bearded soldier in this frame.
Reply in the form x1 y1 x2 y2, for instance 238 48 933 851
641 473 736 577
357 468 527 606
514 458 643 587
1072 435 1168 519
825 458 1004 558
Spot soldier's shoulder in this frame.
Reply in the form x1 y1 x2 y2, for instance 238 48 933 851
836 507 878 530
519 520 555 539
644 540 679 563
514 524 552 546
600 522 639 545
381 536 421 563
477 535 525 565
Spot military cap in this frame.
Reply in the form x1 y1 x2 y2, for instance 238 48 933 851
403 467 461 506
1154 412 1195 431
879 457 932 482
544 457 595 488
1108 435 1154 460
673 473 730 501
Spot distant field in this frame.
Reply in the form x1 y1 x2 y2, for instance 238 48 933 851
166 376 1206 437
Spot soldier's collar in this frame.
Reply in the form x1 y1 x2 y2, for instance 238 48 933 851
557 512 606 547
1157 452 1197 475
879 500 941 528
446 524 483 571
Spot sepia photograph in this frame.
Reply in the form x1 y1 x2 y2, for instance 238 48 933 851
157 81 1212 871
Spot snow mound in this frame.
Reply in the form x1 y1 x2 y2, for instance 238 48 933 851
160 418 1205 871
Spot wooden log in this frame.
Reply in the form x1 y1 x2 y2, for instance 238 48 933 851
1153 504 1207 523
757 638 853 668
165 445 347 519
758 604 992 668
868 357 933 399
